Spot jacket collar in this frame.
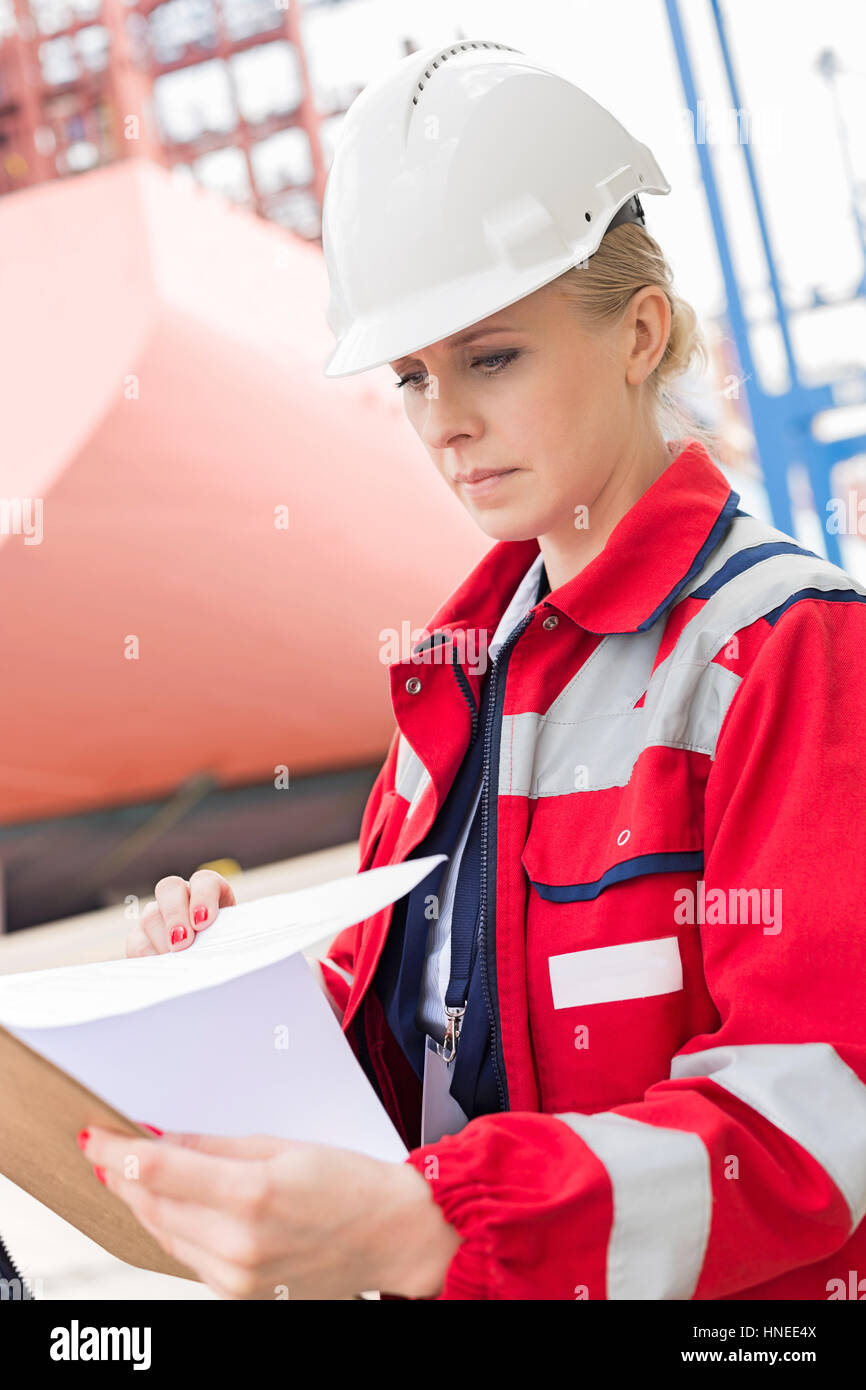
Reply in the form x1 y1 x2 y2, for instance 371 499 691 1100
421 437 741 641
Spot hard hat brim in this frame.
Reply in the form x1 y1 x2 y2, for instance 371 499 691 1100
322 189 669 379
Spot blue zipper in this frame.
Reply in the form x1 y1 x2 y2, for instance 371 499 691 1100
450 659 479 746
449 611 536 1112
479 610 536 1110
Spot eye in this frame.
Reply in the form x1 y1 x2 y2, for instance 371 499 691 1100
394 350 521 392
473 350 520 376
393 370 427 392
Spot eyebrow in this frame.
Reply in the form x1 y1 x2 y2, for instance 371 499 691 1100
392 326 521 369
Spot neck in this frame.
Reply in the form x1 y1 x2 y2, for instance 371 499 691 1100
539 432 675 593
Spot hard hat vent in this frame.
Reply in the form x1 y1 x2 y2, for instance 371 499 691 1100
411 40 520 105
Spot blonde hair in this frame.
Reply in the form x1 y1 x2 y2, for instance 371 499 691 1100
553 222 719 453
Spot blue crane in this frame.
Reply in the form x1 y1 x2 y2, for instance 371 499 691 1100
664 0 866 565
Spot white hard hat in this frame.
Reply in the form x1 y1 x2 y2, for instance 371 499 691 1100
321 38 671 378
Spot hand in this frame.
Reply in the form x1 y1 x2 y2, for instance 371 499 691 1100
78 1126 462 1300
124 873 342 1021
125 871 237 957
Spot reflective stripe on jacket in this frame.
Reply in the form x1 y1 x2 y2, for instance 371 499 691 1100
324 436 866 1300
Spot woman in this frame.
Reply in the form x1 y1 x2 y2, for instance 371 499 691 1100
83 40 866 1301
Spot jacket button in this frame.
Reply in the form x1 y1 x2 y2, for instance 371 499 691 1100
405 676 422 694
542 614 559 630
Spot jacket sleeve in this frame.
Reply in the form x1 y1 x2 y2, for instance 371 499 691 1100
318 727 401 1019
403 597 866 1299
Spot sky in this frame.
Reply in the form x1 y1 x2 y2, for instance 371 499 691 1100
303 1 866 317
148 0 866 427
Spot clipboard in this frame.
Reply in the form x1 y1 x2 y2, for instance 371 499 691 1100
0 1024 197 1282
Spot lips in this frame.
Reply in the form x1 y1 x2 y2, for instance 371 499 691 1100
455 469 516 484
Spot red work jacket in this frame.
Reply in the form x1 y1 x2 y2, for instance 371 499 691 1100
321 436 866 1300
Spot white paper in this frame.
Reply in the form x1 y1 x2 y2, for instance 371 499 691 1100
0 855 447 1028
0 855 449 1165
9 955 410 1162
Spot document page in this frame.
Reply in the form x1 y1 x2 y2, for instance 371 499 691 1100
0 854 446 1028
0 855 448 1167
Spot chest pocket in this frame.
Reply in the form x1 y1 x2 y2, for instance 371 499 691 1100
519 779 704 905
519 779 713 1111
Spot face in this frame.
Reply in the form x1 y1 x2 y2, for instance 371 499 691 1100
388 278 668 550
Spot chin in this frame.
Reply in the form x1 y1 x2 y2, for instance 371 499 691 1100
470 515 543 543
469 503 553 539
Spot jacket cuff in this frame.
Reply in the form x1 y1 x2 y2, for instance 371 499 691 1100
403 1151 494 1298
402 1113 615 1300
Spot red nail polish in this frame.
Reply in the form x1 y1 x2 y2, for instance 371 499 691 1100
139 1123 163 1136
94 1166 106 1185
193 906 207 925
170 926 186 945
77 1129 90 1150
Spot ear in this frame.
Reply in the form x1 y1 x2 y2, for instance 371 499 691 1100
625 286 671 386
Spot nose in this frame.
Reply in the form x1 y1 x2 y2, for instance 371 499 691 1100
413 378 482 454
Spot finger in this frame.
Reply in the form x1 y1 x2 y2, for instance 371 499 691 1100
138 902 173 955
131 1216 273 1300
186 871 237 934
153 876 194 952
114 1193 270 1298
81 1126 288 1211
99 1171 285 1277
125 925 159 959
121 1127 289 1159
110 1124 290 1159
166 1132 290 1160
